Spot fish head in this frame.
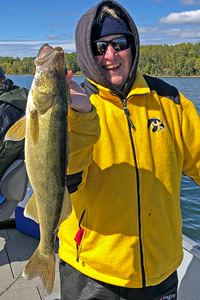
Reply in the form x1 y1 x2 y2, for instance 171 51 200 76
31 44 68 114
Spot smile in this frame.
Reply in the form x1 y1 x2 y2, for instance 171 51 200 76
103 64 121 70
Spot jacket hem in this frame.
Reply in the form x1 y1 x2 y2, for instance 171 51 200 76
59 249 183 289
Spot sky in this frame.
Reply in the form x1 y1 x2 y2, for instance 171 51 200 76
1 0 200 59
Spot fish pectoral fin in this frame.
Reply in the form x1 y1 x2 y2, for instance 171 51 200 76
57 187 72 228
24 193 39 223
5 115 26 141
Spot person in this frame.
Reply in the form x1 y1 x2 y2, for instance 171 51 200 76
0 66 28 180
58 1 200 299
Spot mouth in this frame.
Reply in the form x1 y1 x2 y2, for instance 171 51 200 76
103 64 121 70
34 45 64 68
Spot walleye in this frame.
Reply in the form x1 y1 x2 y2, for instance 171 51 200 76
6 44 72 294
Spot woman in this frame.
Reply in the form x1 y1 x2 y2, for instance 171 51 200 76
58 1 200 299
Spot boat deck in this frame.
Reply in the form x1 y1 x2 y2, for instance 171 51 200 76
0 224 60 300
1 224 200 300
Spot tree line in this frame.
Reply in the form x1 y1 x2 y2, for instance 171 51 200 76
1 41 200 77
139 42 200 77
0 52 82 76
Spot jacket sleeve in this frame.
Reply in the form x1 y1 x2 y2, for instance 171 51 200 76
181 94 200 186
66 104 100 193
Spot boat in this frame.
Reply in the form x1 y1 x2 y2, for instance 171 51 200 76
1 160 200 299
177 234 200 298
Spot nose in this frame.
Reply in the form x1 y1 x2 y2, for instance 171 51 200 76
104 44 117 60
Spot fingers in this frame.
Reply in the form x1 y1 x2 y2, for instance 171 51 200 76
68 70 79 90
66 70 92 113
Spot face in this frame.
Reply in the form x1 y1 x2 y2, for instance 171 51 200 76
94 35 132 90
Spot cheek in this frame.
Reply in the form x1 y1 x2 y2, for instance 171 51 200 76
95 56 102 65
122 49 132 64
121 50 132 73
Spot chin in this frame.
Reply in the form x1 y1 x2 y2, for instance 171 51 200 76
112 81 124 90
110 78 123 87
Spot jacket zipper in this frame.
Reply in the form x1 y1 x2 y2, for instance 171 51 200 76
122 98 146 287
122 98 135 129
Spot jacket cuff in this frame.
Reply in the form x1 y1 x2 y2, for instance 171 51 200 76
68 104 97 123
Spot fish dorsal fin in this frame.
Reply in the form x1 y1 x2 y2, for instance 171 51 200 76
24 192 39 223
5 115 26 141
57 187 72 229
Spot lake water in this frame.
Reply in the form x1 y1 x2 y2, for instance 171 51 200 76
7 75 85 91
7 75 200 241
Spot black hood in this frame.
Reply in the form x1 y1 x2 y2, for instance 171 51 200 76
0 66 13 91
75 0 140 98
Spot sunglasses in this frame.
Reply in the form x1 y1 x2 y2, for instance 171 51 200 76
92 36 131 56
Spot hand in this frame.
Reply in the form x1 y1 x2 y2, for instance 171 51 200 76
68 70 92 113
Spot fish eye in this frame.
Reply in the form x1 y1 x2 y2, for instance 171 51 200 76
49 67 58 76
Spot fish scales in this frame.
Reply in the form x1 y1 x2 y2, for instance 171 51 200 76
5 44 72 294
24 45 72 294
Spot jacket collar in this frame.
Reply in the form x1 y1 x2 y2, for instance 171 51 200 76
87 69 150 101
128 69 150 97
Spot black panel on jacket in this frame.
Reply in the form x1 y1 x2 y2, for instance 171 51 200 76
143 75 180 105
83 79 100 98
0 101 24 140
66 171 84 194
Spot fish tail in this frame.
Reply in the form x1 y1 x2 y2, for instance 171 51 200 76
22 247 55 295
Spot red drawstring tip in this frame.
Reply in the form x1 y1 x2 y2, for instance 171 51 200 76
74 228 84 246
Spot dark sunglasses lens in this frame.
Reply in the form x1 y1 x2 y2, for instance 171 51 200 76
93 37 130 56
95 42 107 55
112 37 128 52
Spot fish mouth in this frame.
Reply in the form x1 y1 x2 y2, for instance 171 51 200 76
34 44 64 67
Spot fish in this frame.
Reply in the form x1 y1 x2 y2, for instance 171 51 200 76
5 44 72 294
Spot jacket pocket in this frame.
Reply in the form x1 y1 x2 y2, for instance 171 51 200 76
74 209 86 262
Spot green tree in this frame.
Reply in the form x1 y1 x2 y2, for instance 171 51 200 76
176 56 187 76
65 52 81 74
185 58 195 76
1 41 200 76
195 58 200 75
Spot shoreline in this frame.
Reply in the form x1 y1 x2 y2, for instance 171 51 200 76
6 74 84 76
159 75 200 78
6 74 200 78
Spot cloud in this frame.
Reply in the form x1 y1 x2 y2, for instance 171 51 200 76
137 26 160 34
69 32 75 39
139 25 200 38
14 36 30 39
58 32 75 39
136 16 147 22
0 40 76 59
51 23 67 28
167 27 200 38
45 35 60 40
158 9 200 25
138 24 200 46
37 11 82 18
179 0 200 6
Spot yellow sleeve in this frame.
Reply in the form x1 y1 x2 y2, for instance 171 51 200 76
181 94 200 186
67 104 100 175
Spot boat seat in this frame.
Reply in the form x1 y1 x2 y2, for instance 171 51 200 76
0 157 29 221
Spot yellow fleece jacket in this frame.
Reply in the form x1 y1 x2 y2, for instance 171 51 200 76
59 70 200 288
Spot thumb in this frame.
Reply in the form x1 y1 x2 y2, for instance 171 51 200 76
68 70 73 82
